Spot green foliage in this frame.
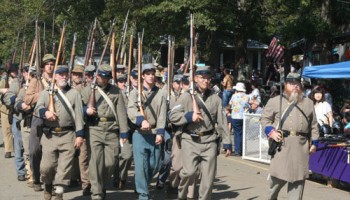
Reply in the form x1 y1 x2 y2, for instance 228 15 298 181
0 0 349 66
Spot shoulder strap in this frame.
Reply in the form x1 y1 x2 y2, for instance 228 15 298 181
142 87 159 120
277 100 296 130
56 88 76 122
195 94 215 128
96 86 118 121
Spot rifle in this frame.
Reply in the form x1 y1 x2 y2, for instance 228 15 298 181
19 40 26 86
68 32 77 86
48 22 66 113
52 10 55 55
167 35 173 104
11 30 20 64
86 19 116 109
43 22 47 54
116 10 129 64
189 14 202 116
137 32 146 117
26 40 36 90
126 34 133 97
110 31 116 85
35 19 41 79
84 18 97 66
27 40 35 63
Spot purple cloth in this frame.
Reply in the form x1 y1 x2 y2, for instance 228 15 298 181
309 142 350 183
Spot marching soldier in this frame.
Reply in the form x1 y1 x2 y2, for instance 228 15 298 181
169 66 232 200
167 74 198 199
70 65 85 92
128 63 167 200
84 64 96 86
260 72 318 200
26 53 56 192
0 63 14 159
15 65 36 187
81 64 128 200
1 63 25 180
35 65 85 200
112 73 133 190
70 64 91 195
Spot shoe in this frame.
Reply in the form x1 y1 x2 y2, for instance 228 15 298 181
166 185 178 194
17 175 26 181
54 193 63 200
44 184 53 200
27 181 34 188
33 183 43 192
4 152 11 158
156 180 164 190
119 180 126 190
82 186 91 196
55 194 63 200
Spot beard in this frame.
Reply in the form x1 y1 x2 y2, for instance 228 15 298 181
285 89 303 103
57 80 68 88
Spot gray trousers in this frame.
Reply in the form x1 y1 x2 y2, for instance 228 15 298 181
113 140 133 182
168 136 196 198
89 129 119 200
178 139 216 200
20 121 33 183
40 131 75 186
268 175 305 200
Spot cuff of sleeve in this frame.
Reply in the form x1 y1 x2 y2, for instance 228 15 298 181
76 130 84 138
10 96 16 105
83 106 87 116
185 112 193 123
265 126 275 137
120 132 128 139
223 144 232 150
156 128 165 136
16 101 22 110
136 116 145 126
312 140 319 147
39 108 48 119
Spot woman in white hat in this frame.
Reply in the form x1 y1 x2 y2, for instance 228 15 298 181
229 82 250 156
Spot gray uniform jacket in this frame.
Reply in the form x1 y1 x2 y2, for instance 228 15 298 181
260 95 319 182
35 86 85 138
81 84 128 138
169 90 232 150
128 86 167 136
2 78 21 119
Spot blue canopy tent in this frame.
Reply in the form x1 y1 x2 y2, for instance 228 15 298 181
302 61 350 79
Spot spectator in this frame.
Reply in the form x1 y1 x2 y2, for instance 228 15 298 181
229 82 250 156
249 82 261 103
310 87 333 134
221 68 234 107
247 99 263 114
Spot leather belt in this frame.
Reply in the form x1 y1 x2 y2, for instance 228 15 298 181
185 129 214 137
98 117 115 122
282 130 307 137
50 126 75 132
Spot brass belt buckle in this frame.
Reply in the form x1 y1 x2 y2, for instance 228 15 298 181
290 130 296 136
100 117 107 122
197 132 204 136
54 127 62 132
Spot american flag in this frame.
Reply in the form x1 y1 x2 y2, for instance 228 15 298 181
266 37 285 63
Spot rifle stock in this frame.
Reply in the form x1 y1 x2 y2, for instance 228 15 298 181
137 32 146 117
68 32 77 86
111 32 116 85
126 34 133 97
48 22 67 113
189 14 202 116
